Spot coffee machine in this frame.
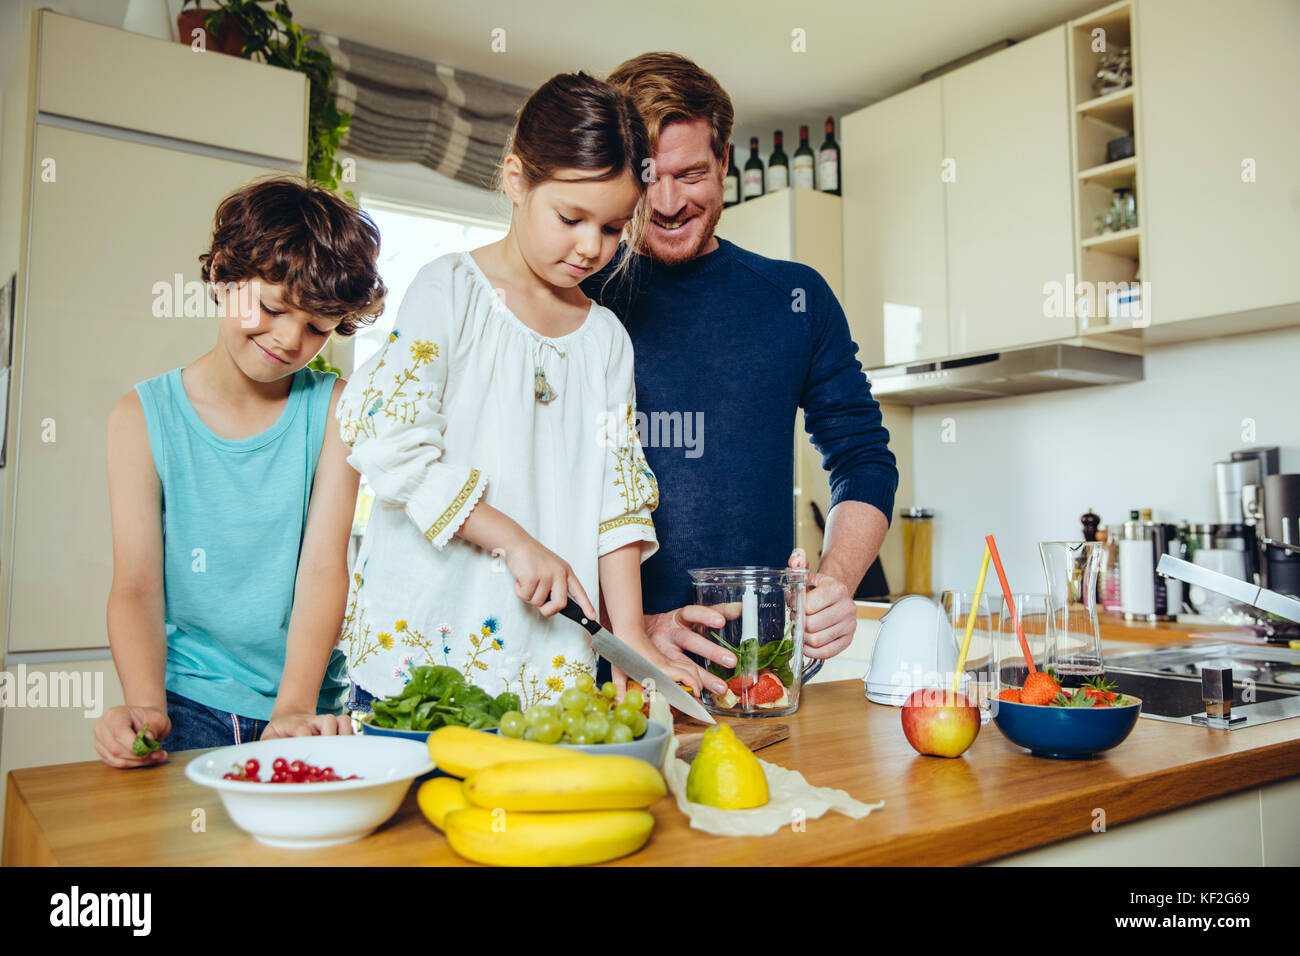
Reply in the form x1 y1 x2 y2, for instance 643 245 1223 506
1217 446 1300 598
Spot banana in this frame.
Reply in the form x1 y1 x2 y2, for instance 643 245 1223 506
427 726 572 778
443 806 655 866
416 777 471 830
464 755 666 811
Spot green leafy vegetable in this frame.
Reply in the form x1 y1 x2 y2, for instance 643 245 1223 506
367 664 511 731
706 619 797 685
131 723 162 757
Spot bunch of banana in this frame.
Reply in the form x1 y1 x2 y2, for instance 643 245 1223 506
419 726 666 866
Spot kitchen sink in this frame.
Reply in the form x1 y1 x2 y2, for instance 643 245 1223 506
1104 642 1300 728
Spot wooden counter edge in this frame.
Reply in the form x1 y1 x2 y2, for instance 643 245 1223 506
3 773 58 866
840 735 1300 866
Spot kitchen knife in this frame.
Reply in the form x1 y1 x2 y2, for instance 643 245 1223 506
560 598 715 724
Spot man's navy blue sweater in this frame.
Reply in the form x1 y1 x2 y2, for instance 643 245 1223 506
582 238 897 614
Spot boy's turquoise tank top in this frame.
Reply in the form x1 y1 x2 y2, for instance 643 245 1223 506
134 366 349 720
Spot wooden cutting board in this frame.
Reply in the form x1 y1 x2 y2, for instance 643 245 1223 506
672 718 790 763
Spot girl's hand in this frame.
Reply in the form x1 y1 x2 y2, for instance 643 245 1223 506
94 705 171 769
503 534 597 619
610 630 704 705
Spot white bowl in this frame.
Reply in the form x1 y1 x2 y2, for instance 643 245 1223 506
185 735 433 848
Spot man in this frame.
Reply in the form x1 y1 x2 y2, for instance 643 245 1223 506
582 52 897 697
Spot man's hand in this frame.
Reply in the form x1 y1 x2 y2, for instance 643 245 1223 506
641 605 736 697
261 712 354 740
94 705 171 769
788 548 858 660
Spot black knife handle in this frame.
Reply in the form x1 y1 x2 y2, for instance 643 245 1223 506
561 598 602 637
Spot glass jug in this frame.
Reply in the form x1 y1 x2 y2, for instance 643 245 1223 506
688 567 815 717
1037 541 1104 687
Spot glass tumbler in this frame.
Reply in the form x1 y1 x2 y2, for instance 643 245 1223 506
1038 541 1104 688
992 593 1050 699
941 590 991 720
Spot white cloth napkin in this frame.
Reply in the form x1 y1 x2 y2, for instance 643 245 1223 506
650 697 884 837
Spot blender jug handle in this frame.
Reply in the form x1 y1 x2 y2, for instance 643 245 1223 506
801 657 824 682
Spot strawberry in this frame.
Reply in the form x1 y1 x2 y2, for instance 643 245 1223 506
1020 669 1062 706
740 670 785 706
1081 675 1119 705
727 673 758 696
997 688 1022 703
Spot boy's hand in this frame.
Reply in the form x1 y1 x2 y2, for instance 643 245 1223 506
261 713 355 740
502 533 597 620
94 705 171 769
609 630 704 706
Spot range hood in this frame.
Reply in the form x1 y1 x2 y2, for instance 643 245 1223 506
865 344 1142 406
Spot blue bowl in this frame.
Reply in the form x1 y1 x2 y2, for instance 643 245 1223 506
992 696 1142 759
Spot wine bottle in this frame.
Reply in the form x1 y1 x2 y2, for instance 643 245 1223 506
793 125 815 189
818 116 840 195
766 130 788 192
742 136 765 200
723 142 741 207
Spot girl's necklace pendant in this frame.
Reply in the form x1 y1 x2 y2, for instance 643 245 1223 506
534 367 557 404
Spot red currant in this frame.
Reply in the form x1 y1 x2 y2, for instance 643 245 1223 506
272 757 288 773
244 758 259 776
289 759 305 775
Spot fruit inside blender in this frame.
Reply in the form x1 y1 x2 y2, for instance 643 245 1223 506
707 584 796 710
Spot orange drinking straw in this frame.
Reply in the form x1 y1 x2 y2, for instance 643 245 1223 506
951 544 991 696
985 534 1038 675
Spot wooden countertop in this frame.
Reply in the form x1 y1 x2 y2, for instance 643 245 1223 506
6 678 1299 867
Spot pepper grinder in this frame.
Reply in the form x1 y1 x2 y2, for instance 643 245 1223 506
1081 508 1101 542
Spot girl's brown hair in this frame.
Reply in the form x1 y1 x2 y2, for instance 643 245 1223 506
199 177 386 336
498 72 651 267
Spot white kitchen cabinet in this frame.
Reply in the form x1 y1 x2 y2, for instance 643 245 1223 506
841 81 948 368
1 10 307 658
943 27 1076 355
1135 0 1300 333
0 658 124 831
717 190 913 592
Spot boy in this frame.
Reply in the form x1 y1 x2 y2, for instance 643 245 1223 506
94 177 386 766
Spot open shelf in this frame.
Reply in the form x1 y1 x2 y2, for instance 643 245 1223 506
1082 226 1140 258
1078 155 1137 188
1075 85 1135 126
1068 1 1143 328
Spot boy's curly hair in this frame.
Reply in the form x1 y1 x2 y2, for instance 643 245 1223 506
199 177 386 336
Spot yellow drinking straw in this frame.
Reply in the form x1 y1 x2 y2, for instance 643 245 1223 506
951 543 992 696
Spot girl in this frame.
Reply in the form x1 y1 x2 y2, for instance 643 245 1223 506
336 73 699 713
94 177 386 766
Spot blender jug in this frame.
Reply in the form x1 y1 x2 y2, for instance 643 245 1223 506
688 567 817 717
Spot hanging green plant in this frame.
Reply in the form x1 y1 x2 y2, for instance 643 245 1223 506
180 0 353 196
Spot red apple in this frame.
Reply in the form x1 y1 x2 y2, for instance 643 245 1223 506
900 688 980 758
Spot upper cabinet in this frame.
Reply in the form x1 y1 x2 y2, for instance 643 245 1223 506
1134 0 1300 332
843 27 1075 366
842 0 1300 366
944 26 1075 355
842 81 948 367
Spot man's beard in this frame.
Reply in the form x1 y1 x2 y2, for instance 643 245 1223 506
640 202 723 266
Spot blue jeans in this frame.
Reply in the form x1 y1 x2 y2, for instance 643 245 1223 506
162 689 267 752
347 681 377 714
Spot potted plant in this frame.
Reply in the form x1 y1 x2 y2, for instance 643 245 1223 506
178 0 352 192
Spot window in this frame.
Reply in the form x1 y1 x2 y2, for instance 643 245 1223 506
352 199 508 370
345 200 507 553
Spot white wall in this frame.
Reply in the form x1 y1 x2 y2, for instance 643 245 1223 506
912 325 1300 595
